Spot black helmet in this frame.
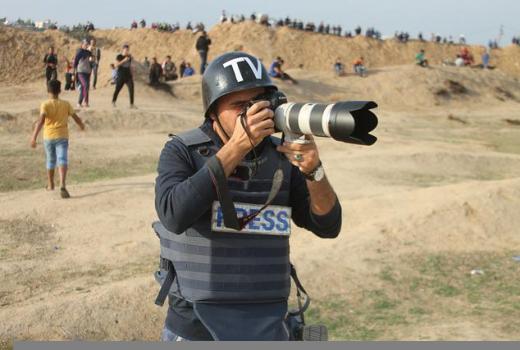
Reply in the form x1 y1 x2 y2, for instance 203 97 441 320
202 52 277 117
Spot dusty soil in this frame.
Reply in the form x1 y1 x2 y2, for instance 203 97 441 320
1 25 520 343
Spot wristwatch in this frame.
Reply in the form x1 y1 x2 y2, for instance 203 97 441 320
303 161 325 182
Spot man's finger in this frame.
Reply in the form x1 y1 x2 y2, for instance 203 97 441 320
281 141 315 151
248 107 274 125
252 118 275 132
277 144 314 153
247 101 270 116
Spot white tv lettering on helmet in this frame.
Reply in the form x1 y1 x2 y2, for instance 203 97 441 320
222 57 262 82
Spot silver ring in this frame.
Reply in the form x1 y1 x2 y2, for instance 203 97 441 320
294 154 303 162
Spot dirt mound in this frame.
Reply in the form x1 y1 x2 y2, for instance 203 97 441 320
280 65 520 109
0 27 81 83
91 22 520 77
2 21 520 87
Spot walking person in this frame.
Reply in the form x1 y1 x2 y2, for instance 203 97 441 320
112 44 135 108
89 38 101 90
43 46 58 83
73 39 93 107
195 31 211 74
30 79 85 198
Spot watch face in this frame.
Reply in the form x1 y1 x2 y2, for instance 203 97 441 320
314 166 325 181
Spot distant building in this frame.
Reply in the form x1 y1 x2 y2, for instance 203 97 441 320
35 20 57 29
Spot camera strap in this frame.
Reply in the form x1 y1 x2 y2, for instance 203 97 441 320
207 98 285 231
206 155 284 231
288 264 311 319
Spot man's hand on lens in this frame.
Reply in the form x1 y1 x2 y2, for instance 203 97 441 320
229 100 275 153
276 135 321 174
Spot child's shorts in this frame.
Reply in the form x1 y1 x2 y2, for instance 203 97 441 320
44 138 69 169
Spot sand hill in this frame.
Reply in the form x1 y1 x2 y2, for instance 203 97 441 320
2 21 520 85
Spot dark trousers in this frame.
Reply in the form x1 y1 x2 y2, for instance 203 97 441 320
64 73 75 90
149 71 162 85
91 63 99 88
45 67 57 82
198 50 208 74
112 74 134 105
77 73 91 105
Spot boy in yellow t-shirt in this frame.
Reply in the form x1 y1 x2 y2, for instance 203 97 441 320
30 80 85 198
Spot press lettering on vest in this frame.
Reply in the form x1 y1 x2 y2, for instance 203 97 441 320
215 206 224 227
211 202 292 236
236 207 248 219
247 209 261 230
261 209 275 231
276 211 289 232
222 57 262 83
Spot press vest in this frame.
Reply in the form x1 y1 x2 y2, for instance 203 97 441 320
154 127 293 303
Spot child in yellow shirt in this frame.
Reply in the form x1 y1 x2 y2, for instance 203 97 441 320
30 80 85 198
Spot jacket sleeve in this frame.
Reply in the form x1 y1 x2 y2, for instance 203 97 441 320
155 138 216 233
289 165 342 238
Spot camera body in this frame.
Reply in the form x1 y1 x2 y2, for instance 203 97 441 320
253 90 378 145
254 90 289 111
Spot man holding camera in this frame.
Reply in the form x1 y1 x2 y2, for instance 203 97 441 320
154 52 342 341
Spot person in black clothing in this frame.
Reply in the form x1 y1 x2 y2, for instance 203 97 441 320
64 57 75 91
195 31 211 74
179 59 187 78
112 44 135 108
154 52 341 341
149 57 163 86
43 46 58 83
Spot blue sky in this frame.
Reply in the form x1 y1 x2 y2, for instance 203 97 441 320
2 0 520 45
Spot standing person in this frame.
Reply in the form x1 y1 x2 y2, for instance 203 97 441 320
64 57 75 91
73 39 93 107
30 79 85 198
143 57 150 69
482 50 490 69
154 52 341 341
88 38 101 90
195 31 211 74
43 46 58 83
149 57 163 85
112 44 135 108
108 63 117 84
179 59 187 78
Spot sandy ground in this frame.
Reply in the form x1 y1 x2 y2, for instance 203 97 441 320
1 60 520 343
